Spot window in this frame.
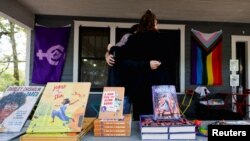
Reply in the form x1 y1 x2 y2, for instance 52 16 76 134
74 21 185 92
78 27 110 90
0 12 31 89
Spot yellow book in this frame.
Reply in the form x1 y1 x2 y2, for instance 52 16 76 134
20 117 95 141
27 82 91 133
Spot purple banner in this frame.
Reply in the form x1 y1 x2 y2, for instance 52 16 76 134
32 25 71 84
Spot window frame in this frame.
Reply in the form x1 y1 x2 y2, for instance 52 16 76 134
73 21 185 93
0 11 32 86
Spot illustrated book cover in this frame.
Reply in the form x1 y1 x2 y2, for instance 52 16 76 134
140 115 168 133
0 86 44 132
152 85 181 120
26 82 91 133
98 87 124 120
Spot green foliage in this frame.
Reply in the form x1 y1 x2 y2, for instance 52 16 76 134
0 16 26 91
0 72 15 91
0 69 25 92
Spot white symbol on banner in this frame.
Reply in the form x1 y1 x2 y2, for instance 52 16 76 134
36 45 64 66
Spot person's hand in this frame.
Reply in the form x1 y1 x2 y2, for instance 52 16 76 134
150 60 161 70
106 54 115 67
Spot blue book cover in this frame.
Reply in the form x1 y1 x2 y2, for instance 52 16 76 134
152 85 181 120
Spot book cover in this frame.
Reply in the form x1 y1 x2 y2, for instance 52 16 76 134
140 115 168 133
152 85 181 120
0 86 44 132
140 115 195 133
98 87 124 120
26 82 91 133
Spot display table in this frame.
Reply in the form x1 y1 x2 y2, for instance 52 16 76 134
13 121 208 141
13 120 250 141
82 121 208 141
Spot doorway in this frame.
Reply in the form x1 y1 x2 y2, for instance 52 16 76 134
231 35 250 118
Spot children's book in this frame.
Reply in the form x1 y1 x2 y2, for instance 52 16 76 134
20 117 95 141
0 86 44 132
98 87 124 120
152 85 181 120
26 82 91 133
0 120 30 141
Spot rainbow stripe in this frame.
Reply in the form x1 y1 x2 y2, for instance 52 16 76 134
191 29 222 85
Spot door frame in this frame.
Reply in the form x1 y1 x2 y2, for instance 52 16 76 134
231 35 250 118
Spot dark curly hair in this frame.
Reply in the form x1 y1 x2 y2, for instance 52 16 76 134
63 98 70 105
138 9 158 33
0 92 26 110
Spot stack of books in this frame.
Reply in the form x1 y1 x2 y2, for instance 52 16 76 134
140 85 196 140
94 114 132 136
140 115 195 140
20 82 93 141
93 87 131 136
20 117 95 141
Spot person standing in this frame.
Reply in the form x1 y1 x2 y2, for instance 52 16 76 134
105 24 139 114
110 10 173 120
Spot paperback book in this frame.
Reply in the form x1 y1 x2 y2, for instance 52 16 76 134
140 115 196 140
169 132 196 139
94 114 132 137
98 87 124 120
0 86 44 132
26 82 91 133
152 85 181 120
140 115 195 133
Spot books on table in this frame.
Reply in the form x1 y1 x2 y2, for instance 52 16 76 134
94 114 132 136
152 85 181 120
140 115 196 140
95 87 132 136
139 85 196 140
27 82 91 133
0 86 44 132
98 87 125 120
20 117 95 141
